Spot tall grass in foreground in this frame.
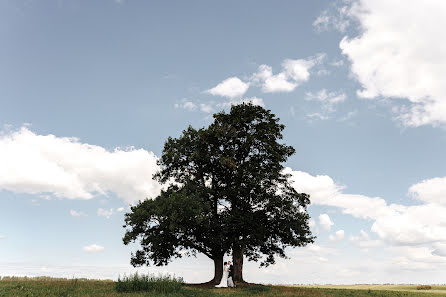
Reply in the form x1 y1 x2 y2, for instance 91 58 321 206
115 272 184 293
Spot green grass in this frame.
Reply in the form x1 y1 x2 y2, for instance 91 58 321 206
115 272 183 293
1 277 446 297
295 285 446 295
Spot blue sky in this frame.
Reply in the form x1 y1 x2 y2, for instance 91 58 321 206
2 0 446 284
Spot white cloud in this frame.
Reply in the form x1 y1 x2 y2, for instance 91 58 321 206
340 0 446 127
70 210 87 217
313 4 351 32
199 103 214 113
116 207 125 212
83 244 104 253
306 112 329 121
432 243 446 257
409 177 446 206
330 59 344 67
350 229 369 242
318 214 334 231
284 167 446 247
338 110 358 122
252 54 325 93
207 77 250 98
305 89 347 116
0 127 162 204
329 230 345 241
252 65 297 93
174 100 197 111
389 246 446 271
0 234 5 239
349 230 382 247
306 89 346 104
316 69 330 76
97 208 114 219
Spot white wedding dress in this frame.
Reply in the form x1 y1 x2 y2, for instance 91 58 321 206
215 264 229 287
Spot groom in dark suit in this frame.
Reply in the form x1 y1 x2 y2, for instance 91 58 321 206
227 261 235 287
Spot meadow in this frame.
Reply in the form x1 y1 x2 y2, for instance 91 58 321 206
1 276 446 297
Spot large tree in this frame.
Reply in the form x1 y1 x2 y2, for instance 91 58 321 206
123 103 314 284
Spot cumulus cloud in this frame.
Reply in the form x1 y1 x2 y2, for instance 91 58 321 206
349 230 382 247
83 244 104 253
284 167 446 247
252 54 325 93
350 229 369 242
0 127 162 204
200 54 325 113
389 246 446 271
329 230 345 242
97 208 114 219
207 77 250 98
339 0 446 127
116 207 125 212
409 177 446 206
432 243 446 258
70 210 87 217
318 214 334 231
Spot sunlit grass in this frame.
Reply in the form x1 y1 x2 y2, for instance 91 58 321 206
2 277 446 296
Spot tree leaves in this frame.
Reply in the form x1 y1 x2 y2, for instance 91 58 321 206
123 103 314 270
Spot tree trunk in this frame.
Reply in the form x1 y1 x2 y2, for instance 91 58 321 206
211 257 224 284
232 246 244 282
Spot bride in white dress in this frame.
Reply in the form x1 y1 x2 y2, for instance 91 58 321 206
215 262 229 287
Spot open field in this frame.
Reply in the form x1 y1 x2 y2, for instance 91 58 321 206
295 285 446 296
2 277 446 297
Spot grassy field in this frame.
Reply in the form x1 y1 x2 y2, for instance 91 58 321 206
295 285 446 295
1 277 446 297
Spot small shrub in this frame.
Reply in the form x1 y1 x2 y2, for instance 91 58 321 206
416 285 432 290
115 272 183 293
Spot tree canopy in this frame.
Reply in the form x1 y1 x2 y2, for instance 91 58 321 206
123 103 314 283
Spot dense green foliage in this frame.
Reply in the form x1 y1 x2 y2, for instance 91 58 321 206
2 278 446 297
115 273 183 293
123 103 314 283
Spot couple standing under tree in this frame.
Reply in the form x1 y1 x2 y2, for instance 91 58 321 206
215 261 235 288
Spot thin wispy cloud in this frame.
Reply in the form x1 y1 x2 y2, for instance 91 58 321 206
83 244 105 253
97 208 114 219
70 210 87 217
174 99 197 111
